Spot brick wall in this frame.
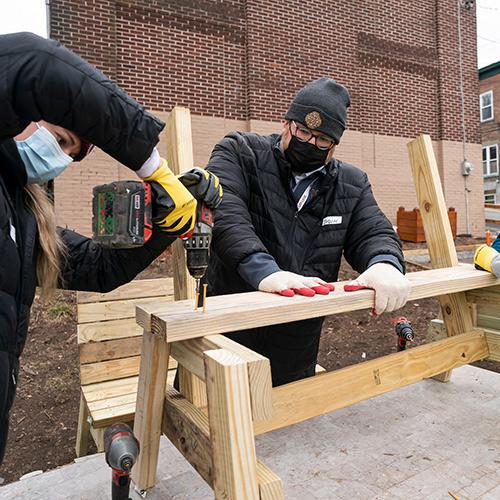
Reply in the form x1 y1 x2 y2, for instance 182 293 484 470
480 72 500 145
49 0 484 236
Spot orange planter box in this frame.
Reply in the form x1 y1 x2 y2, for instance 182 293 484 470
397 207 457 242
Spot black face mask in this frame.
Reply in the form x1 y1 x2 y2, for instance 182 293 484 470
284 135 330 173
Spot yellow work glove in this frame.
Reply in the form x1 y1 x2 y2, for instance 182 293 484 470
474 244 500 277
144 158 196 236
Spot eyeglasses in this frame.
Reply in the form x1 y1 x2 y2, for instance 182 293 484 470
290 121 336 150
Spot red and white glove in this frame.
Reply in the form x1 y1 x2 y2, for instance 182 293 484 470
344 263 410 315
258 271 334 297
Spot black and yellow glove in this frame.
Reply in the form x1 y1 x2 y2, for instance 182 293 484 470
474 244 500 277
144 159 197 236
178 168 223 209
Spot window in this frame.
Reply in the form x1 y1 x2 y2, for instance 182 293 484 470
483 144 498 176
485 193 496 204
480 91 494 122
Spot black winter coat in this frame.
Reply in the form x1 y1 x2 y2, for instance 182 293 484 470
205 132 404 295
0 33 172 356
204 132 404 385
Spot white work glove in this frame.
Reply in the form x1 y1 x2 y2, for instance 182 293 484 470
345 263 410 315
258 271 334 297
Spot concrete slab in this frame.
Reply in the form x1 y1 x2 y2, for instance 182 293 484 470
1 365 499 500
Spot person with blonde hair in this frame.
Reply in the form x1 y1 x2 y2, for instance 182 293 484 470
0 32 222 464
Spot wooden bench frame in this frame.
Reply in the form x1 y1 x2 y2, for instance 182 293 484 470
128 130 499 499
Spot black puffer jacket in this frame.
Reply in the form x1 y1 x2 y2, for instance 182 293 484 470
0 33 172 357
205 132 404 295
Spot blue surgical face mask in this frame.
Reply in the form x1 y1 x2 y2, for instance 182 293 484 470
15 123 73 184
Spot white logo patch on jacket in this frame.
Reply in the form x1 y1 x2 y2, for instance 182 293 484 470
322 216 342 226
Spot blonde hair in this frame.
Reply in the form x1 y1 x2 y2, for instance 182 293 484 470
24 184 66 300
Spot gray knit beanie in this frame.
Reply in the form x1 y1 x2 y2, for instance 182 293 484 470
284 77 351 144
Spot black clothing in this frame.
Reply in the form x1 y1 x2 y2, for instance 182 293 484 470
284 76 351 144
0 32 172 465
0 32 164 170
205 132 404 385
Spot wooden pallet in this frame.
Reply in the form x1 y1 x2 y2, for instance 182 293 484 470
130 126 499 499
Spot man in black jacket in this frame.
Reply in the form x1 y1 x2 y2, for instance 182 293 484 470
0 33 221 466
205 77 409 386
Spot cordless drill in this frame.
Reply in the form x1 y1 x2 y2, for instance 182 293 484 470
393 316 415 351
92 180 213 305
104 423 140 500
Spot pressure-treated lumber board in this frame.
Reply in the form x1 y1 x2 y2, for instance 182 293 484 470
132 330 171 491
178 366 207 407
82 376 139 401
166 106 197 302
407 134 474 382
80 356 141 385
204 349 259 500
75 393 91 457
78 295 173 324
136 265 500 343
79 336 143 364
78 318 142 344
253 330 488 435
77 278 173 304
85 370 177 428
163 386 283 499
165 106 204 401
466 285 500 306
171 335 273 421
486 330 500 361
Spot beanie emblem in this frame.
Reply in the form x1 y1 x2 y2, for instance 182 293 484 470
305 111 322 130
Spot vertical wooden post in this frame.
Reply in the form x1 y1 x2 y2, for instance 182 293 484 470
204 349 259 500
75 393 90 457
132 330 170 492
407 134 474 381
166 106 208 405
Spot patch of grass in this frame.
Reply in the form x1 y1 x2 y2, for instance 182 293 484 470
47 301 73 319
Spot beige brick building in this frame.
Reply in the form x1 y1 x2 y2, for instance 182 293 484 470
50 0 484 237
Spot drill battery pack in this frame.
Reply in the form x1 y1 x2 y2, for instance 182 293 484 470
92 181 152 248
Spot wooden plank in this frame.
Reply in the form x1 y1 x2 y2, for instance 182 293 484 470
165 106 197 302
163 386 283 497
79 336 142 364
407 134 474 382
80 356 141 385
256 461 284 500
89 369 177 428
178 366 207 408
466 286 500 306
82 376 139 402
78 296 174 324
171 335 273 421
131 330 171 492
204 349 259 500
485 329 500 361
253 331 488 436
136 265 500 343
78 318 142 344
77 278 174 304
75 393 91 457
165 106 202 401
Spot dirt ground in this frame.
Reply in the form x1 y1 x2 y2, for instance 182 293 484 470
0 238 497 485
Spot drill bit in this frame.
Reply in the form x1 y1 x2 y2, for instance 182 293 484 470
194 278 200 311
202 283 208 313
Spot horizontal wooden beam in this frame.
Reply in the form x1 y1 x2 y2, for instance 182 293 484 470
163 386 283 499
253 330 488 435
136 265 500 343
171 335 273 421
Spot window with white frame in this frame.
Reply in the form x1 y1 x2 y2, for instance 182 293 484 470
480 91 494 122
483 144 498 176
485 193 496 204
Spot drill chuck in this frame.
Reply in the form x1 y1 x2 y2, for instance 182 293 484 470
104 423 139 471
